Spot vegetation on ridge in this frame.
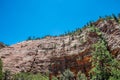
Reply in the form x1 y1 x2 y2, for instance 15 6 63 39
26 13 120 41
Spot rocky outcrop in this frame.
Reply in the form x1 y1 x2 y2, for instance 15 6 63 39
0 35 90 73
95 20 120 59
0 19 120 77
49 19 120 79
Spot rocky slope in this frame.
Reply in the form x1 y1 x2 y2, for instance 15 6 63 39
0 19 120 76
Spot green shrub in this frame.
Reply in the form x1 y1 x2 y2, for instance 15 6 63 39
3 70 12 80
13 73 49 80
52 76 58 80
77 71 87 80
59 69 74 80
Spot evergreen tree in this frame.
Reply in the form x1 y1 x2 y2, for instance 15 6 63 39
112 14 119 22
90 39 120 80
108 59 120 80
27 36 32 41
118 13 120 19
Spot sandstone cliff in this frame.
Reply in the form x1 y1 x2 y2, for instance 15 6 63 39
0 19 120 76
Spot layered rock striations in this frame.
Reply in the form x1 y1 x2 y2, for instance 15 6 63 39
0 19 120 76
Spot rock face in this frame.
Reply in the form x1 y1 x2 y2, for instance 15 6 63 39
95 20 120 57
0 19 120 76
49 19 120 79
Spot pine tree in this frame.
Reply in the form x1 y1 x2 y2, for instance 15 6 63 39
108 59 120 80
112 14 119 22
90 39 120 80
118 13 120 19
27 36 32 41
0 58 3 80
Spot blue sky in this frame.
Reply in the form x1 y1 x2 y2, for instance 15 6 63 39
0 0 120 45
